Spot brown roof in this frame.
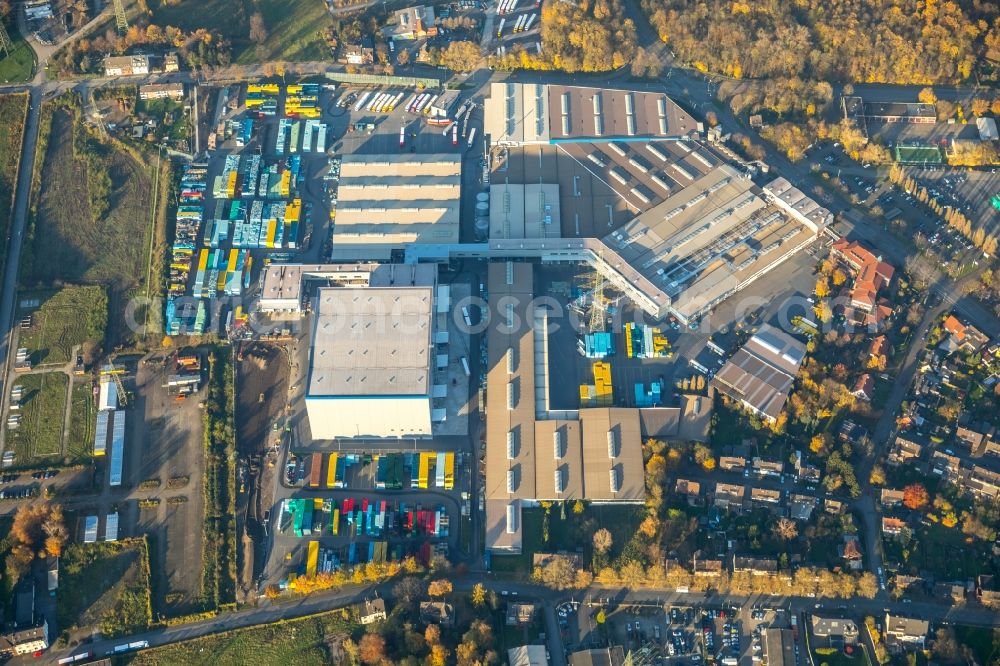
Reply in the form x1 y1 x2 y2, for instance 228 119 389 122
711 325 805 421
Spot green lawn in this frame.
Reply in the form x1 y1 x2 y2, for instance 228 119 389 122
812 647 868 666
0 26 36 83
67 381 96 462
126 609 359 666
490 503 646 575
18 286 107 366
148 0 332 64
58 539 152 639
955 626 1000 666
0 93 26 282
24 101 155 291
6 371 68 465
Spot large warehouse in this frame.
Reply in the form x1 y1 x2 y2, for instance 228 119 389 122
330 154 462 260
300 264 450 439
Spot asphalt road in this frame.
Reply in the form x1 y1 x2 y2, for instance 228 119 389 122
0 87 41 455
50 575 1000 663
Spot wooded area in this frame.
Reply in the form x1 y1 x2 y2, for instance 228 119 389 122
495 0 637 72
642 0 1000 84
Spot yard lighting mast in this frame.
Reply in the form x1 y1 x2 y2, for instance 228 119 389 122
114 0 129 34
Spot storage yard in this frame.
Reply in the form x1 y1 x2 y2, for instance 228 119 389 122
166 80 478 336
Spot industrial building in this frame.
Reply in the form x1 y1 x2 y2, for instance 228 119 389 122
481 83 830 324
484 82 697 145
258 262 438 313
300 264 456 439
483 262 709 553
330 154 462 260
710 324 807 424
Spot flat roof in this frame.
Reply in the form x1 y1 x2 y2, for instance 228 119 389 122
485 82 698 145
307 285 434 398
333 154 461 252
259 263 437 310
483 262 645 507
488 183 563 240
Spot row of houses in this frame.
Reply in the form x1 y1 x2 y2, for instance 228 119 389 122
810 611 929 654
676 478 841 521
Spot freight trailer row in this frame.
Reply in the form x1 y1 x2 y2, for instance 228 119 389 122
166 163 209 335
275 119 328 155
282 497 449 539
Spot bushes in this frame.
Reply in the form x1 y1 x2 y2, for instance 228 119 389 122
199 346 237 611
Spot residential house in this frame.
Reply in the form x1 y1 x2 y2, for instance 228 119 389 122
162 52 179 72
692 556 723 577
810 613 859 645
103 54 151 76
506 602 538 627
750 487 781 507
883 614 929 652
868 335 888 363
840 535 863 570
714 483 745 512
956 424 1000 458
976 575 1000 608
788 494 816 521
0 623 48 658
392 5 437 39
931 450 962 480
933 582 966 604
752 457 783 478
880 488 905 508
825 498 844 514
852 374 875 401
839 420 868 445
341 44 374 65
719 456 746 472
674 479 701 497
732 556 778 576
509 645 549 666
139 83 185 101
941 315 989 353
358 598 387 624
894 575 924 593
419 601 455 627
887 435 923 466
881 517 905 537
965 464 1000 499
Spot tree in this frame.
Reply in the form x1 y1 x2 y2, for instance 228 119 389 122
814 277 830 298
773 517 798 540
393 576 424 607
932 627 961 662
425 623 442 646
573 499 585 514
532 555 578 589
593 528 613 554
918 87 937 104
342 638 360 666
869 465 886 486
439 41 482 72
249 12 268 45
970 98 990 117
471 582 486 607
358 634 386 664
902 483 929 510
427 579 453 597
396 48 410 66
638 515 659 538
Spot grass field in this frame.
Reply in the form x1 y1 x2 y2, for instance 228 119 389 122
0 93 27 277
127 609 358 666
956 626 1000 665
147 0 332 64
67 381 96 462
59 539 152 639
5 371 68 465
0 26 36 83
24 102 154 290
18 286 107 366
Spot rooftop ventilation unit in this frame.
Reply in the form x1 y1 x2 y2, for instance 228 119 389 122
553 430 564 459
506 503 518 533
554 468 564 494
610 468 621 493
507 430 516 460
507 469 516 493
607 430 619 458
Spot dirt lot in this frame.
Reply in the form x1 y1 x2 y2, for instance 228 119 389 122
235 343 290 457
131 353 206 617
234 342 289 599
